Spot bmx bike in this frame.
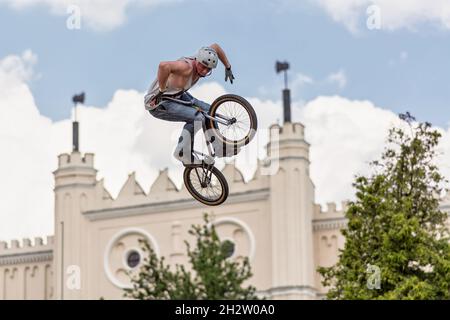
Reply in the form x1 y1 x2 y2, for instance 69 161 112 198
161 94 258 206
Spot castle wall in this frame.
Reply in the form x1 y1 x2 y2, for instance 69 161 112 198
0 237 54 300
313 203 347 296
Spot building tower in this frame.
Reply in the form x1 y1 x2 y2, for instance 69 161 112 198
53 93 95 299
268 63 316 299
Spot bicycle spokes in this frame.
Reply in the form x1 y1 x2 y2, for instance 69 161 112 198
189 166 223 201
215 101 251 142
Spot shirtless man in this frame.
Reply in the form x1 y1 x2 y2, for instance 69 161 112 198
144 44 235 166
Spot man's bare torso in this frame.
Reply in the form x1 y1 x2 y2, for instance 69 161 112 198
145 58 202 109
166 60 199 91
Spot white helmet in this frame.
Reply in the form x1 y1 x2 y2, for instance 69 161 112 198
196 46 218 69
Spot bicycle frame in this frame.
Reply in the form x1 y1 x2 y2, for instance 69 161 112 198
160 96 221 163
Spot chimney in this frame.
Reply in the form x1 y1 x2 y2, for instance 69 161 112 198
72 92 85 152
276 61 291 123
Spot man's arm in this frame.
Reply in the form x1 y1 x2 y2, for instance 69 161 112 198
157 60 191 91
209 43 235 84
209 43 231 69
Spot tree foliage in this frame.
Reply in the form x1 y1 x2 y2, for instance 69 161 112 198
319 113 450 299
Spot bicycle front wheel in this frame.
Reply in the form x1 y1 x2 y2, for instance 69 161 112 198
205 94 257 148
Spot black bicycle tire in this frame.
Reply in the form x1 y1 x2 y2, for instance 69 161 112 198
183 165 229 206
205 94 258 148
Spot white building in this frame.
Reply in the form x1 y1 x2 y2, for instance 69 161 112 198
7 114 442 300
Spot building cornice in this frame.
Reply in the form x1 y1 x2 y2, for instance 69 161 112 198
266 138 311 147
53 166 97 173
0 250 53 266
84 188 270 221
54 183 96 191
313 217 348 231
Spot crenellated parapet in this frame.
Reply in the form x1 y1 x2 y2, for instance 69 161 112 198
0 236 54 266
0 236 54 253
149 168 178 193
314 201 349 216
267 122 306 140
53 151 97 190
266 122 309 161
94 160 272 209
57 152 94 168
113 172 147 206
313 201 348 231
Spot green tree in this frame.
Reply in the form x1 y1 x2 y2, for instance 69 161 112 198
319 113 450 299
124 213 259 300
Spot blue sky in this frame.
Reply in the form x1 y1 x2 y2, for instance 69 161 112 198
1 0 450 126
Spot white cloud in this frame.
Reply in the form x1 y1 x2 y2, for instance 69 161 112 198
299 96 401 205
314 0 450 33
2 50 450 242
289 70 348 94
326 69 347 89
0 51 59 242
0 50 37 84
0 0 181 31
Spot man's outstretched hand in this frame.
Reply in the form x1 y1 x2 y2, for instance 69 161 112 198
225 67 235 84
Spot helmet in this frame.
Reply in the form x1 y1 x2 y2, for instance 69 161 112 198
196 46 218 69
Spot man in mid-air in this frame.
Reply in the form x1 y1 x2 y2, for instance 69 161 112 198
144 44 235 166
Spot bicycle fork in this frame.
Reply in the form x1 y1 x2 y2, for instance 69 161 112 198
192 151 215 187
191 135 216 188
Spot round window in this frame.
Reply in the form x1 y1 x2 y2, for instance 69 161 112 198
221 240 235 258
126 250 141 269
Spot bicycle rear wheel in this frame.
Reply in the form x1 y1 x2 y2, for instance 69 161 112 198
205 94 257 148
183 165 229 206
